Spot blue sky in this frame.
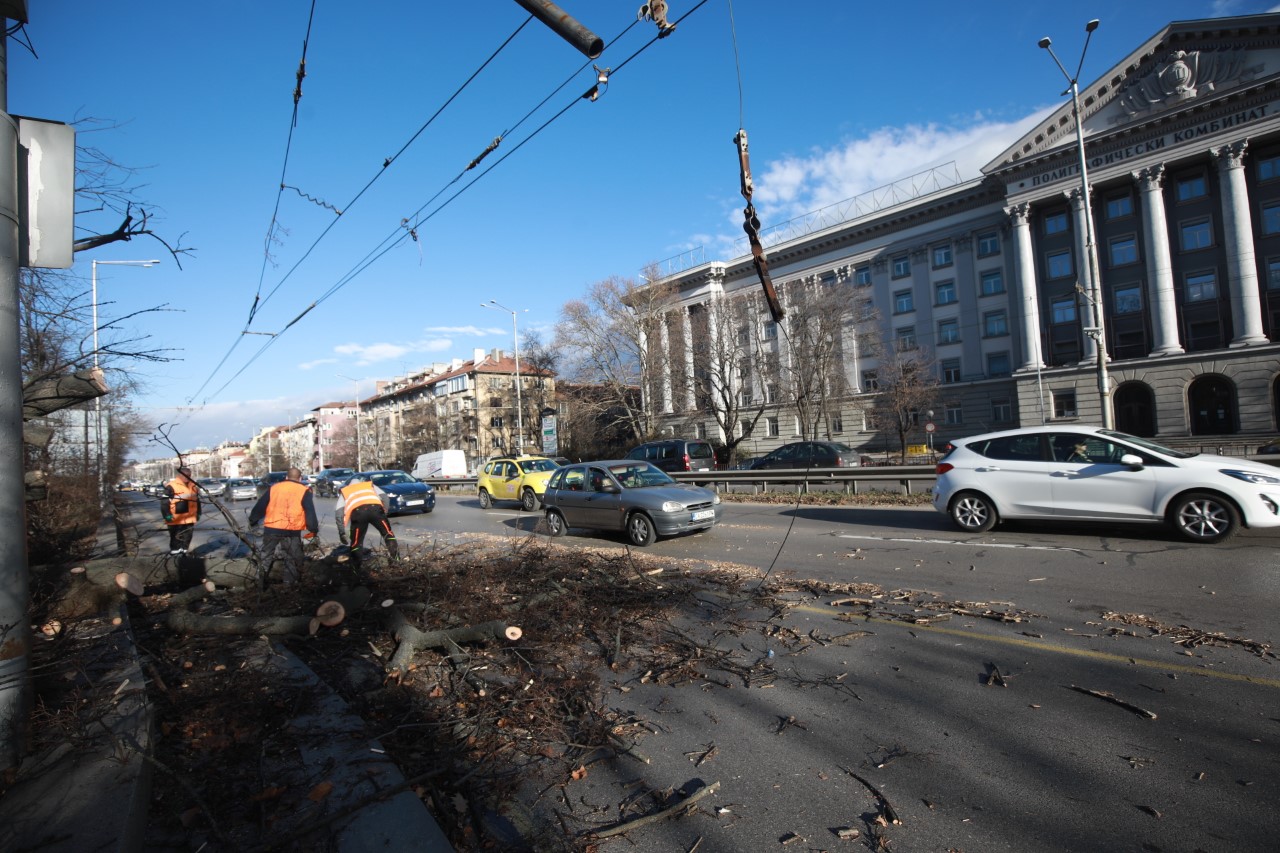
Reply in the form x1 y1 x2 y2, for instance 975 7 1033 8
10 0 1277 455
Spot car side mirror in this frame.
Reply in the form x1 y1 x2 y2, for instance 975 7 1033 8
601 481 619 493
1119 453 1144 470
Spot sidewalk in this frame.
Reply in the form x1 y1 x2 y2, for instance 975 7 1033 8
0 497 452 852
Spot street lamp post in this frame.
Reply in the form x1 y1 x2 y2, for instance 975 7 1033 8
90 259 160 498
337 374 364 471
481 300 526 455
1039 20 1112 429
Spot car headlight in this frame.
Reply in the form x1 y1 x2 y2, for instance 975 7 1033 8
1221 469 1280 485
661 501 684 512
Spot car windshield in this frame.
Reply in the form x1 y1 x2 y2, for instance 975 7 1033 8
519 458 558 473
830 442 855 452
228 479 252 487
606 462 674 488
1098 429 1195 459
370 472 414 486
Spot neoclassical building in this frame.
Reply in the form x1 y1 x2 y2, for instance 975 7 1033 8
648 13 1280 452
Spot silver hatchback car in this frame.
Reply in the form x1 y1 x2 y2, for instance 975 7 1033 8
541 460 722 546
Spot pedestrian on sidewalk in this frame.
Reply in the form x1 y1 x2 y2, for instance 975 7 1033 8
249 467 319 585
162 466 201 555
335 475 398 569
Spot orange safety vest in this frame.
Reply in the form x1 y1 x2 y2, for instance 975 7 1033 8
166 476 199 525
263 480 310 530
340 480 384 528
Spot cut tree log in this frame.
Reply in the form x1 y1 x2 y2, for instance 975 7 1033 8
22 368 108 419
167 587 371 637
384 608 522 684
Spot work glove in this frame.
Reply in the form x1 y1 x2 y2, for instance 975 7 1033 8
163 515 173 523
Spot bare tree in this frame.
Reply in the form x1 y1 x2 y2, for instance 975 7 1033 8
553 271 675 444
867 335 940 462
398 402 443 464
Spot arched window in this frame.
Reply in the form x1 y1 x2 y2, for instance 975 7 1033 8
1188 375 1238 435
1114 382 1156 437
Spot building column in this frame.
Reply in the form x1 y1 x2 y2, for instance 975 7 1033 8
658 314 673 413
1066 187 1098 363
1213 141 1268 346
682 306 696 411
1133 165 1183 356
1007 203 1044 370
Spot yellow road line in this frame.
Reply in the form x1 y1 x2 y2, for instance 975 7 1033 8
791 601 1280 689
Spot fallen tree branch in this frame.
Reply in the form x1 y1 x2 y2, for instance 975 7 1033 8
383 608 522 684
589 780 720 839
840 767 901 825
167 587 370 637
1067 685 1157 719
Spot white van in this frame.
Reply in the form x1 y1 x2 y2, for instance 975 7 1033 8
411 449 468 480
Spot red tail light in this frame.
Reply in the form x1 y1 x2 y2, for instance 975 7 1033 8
935 462 954 475
835 457 846 466
682 453 691 470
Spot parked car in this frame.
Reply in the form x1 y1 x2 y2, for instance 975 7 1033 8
312 468 355 497
625 439 717 477
749 441 862 470
932 425 1280 543
196 478 226 497
477 455 560 511
1256 438 1280 454
347 470 435 515
541 460 722 546
225 478 258 501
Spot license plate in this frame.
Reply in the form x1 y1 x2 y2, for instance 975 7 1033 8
406 499 425 506
690 509 715 521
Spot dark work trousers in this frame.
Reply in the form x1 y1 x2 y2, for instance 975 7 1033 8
349 504 398 566
261 528 305 585
168 523 195 553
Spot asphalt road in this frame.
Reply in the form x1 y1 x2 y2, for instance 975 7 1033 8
201 490 1280 851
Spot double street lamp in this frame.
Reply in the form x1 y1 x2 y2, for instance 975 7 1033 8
481 300 526 455
1039 20 1113 429
90 259 160 497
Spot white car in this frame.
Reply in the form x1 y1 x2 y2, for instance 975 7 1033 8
932 426 1280 543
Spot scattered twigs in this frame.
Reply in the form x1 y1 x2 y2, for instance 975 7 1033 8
840 767 901 825
984 663 1008 687
1067 685 1158 719
588 780 721 839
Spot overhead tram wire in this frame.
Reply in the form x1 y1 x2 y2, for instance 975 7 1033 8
199 3 712 406
187 14 535 408
187 0 319 407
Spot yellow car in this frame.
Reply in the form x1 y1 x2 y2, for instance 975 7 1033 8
477 455 561 511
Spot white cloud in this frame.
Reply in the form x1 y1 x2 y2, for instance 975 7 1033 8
331 337 454 366
297 357 338 370
426 325 498 336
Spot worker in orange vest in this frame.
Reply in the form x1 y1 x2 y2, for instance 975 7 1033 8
335 475 398 568
162 466 201 555
248 467 318 585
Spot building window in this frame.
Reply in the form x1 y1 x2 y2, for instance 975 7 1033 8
1052 298 1077 324
944 402 963 426
938 318 960 344
695 423 707 439
1106 193 1133 219
896 326 917 350
983 311 1008 337
1268 258 1280 290
1109 235 1138 266
1053 389 1077 418
739 389 753 405
1258 155 1280 182
980 270 1005 296
941 358 961 384
1044 211 1069 235
935 280 957 305
977 232 1000 257
1114 285 1142 314
763 321 778 340
1047 250 1073 279
1264 201 1280 235
892 255 911 278
862 370 879 391
766 383 780 403
933 244 953 268
1180 219 1213 251
987 351 1011 377
855 265 872 286
1186 271 1218 302
1177 174 1207 201
894 289 914 313
766 417 779 437
991 397 1012 422
830 413 843 433
739 419 753 438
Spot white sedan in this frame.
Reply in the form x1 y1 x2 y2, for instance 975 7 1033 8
932 426 1280 543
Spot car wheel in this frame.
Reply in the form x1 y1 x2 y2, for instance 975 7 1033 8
626 512 656 547
545 509 567 537
478 489 492 509
1170 491 1240 543
520 488 539 512
949 491 997 533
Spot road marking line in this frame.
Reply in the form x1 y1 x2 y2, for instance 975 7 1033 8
837 534 1080 553
791 601 1280 689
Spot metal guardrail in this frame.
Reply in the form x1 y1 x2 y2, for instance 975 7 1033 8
420 466 941 496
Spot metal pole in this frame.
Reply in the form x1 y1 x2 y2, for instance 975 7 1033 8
337 374 362 470
0 24 29 776
484 301 524 455
512 0 603 58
